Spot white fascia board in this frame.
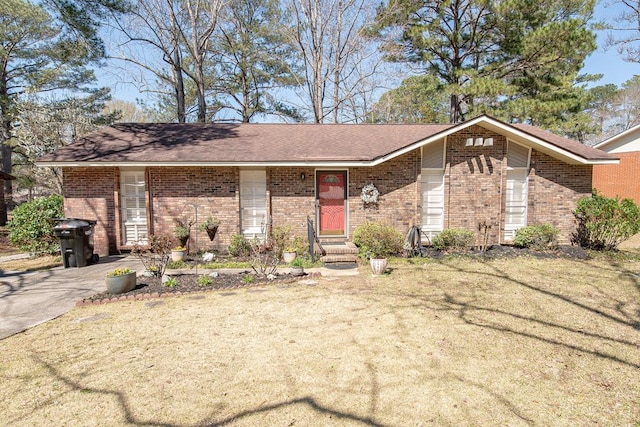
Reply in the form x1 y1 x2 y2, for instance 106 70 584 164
449 117 614 165
368 116 596 166
595 123 640 149
35 160 375 168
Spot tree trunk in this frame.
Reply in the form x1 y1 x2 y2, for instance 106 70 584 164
0 118 11 225
332 0 343 124
169 5 186 123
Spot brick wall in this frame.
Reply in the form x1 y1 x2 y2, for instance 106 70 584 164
62 167 118 256
269 167 315 238
60 134 593 254
593 151 640 205
445 126 506 244
148 167 239 252
528 152 592 243
348 152 421 237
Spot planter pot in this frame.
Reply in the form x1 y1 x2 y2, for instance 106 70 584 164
369 258 388 275
290 266 305 276
106 271 137 294
171 250 186 262
142 268 159 277
205 225 219 241
283 251 297 263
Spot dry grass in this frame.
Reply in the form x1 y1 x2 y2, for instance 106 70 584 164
1 257 639 426
0 255 62 272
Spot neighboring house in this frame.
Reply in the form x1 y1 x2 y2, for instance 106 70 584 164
37 115 617 256
593 124 640 205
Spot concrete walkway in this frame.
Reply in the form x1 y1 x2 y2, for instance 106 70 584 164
0 256 143 340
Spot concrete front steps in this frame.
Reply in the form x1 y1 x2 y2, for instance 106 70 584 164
320 241 359 265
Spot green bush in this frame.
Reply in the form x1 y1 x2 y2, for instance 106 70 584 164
513 224 559 250
8 195 63 255
270 225 307 257
227 233 251 257
352 221 404 258
431 228 474 251
573 191 640 250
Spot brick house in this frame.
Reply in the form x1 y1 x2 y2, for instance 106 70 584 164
593 124 640 205
37 115 616 256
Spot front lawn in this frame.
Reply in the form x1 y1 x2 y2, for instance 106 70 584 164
1 257 638 425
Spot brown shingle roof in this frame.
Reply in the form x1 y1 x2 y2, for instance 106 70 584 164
510 123 615 162
37 117 616 165
38 122 453 163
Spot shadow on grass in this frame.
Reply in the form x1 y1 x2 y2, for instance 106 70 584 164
206 397 388 426
415 257 640 370
29 354 389 427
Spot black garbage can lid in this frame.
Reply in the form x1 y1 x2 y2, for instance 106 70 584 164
53 218 96 230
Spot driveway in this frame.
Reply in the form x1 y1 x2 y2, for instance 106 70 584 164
0 255 143 339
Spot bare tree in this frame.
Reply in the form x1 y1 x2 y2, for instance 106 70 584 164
605 0 640 62
178 0 224 122
110 0 188 121
284 0 383 123
110 0 224 122
14 92 115 197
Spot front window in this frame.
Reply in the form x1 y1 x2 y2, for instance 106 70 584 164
120 170 148 245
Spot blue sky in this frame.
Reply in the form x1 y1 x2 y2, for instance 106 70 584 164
583 0 639 87
103 2 640 107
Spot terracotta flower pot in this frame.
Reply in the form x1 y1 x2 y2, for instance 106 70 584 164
106 271 136 294
369 258 388 275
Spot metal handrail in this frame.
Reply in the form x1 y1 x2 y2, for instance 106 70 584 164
307 216 325 262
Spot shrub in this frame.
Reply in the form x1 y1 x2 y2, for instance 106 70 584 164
8 195 63 255
228 234 251 257
248 236 280 276
352 221 404 258
431 228 474 252
197 275 213 286
513 224 559 250
131 234 173 277
164 277 178 288
573 191 640 250
271 225 307 257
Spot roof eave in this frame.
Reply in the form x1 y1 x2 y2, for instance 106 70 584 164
595 123 640 149
458 116 617 165
36 115 617 167
35 160 378 168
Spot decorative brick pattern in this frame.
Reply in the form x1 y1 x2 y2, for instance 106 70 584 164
444 126 506 244
593 151 640 205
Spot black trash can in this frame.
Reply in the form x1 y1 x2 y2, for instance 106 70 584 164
53 218 99 268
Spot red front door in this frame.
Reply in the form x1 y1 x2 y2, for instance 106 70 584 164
317 171 347 236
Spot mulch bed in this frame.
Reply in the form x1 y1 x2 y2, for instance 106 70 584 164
79 271 319 306
78 245 592 306
422 244 591 260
